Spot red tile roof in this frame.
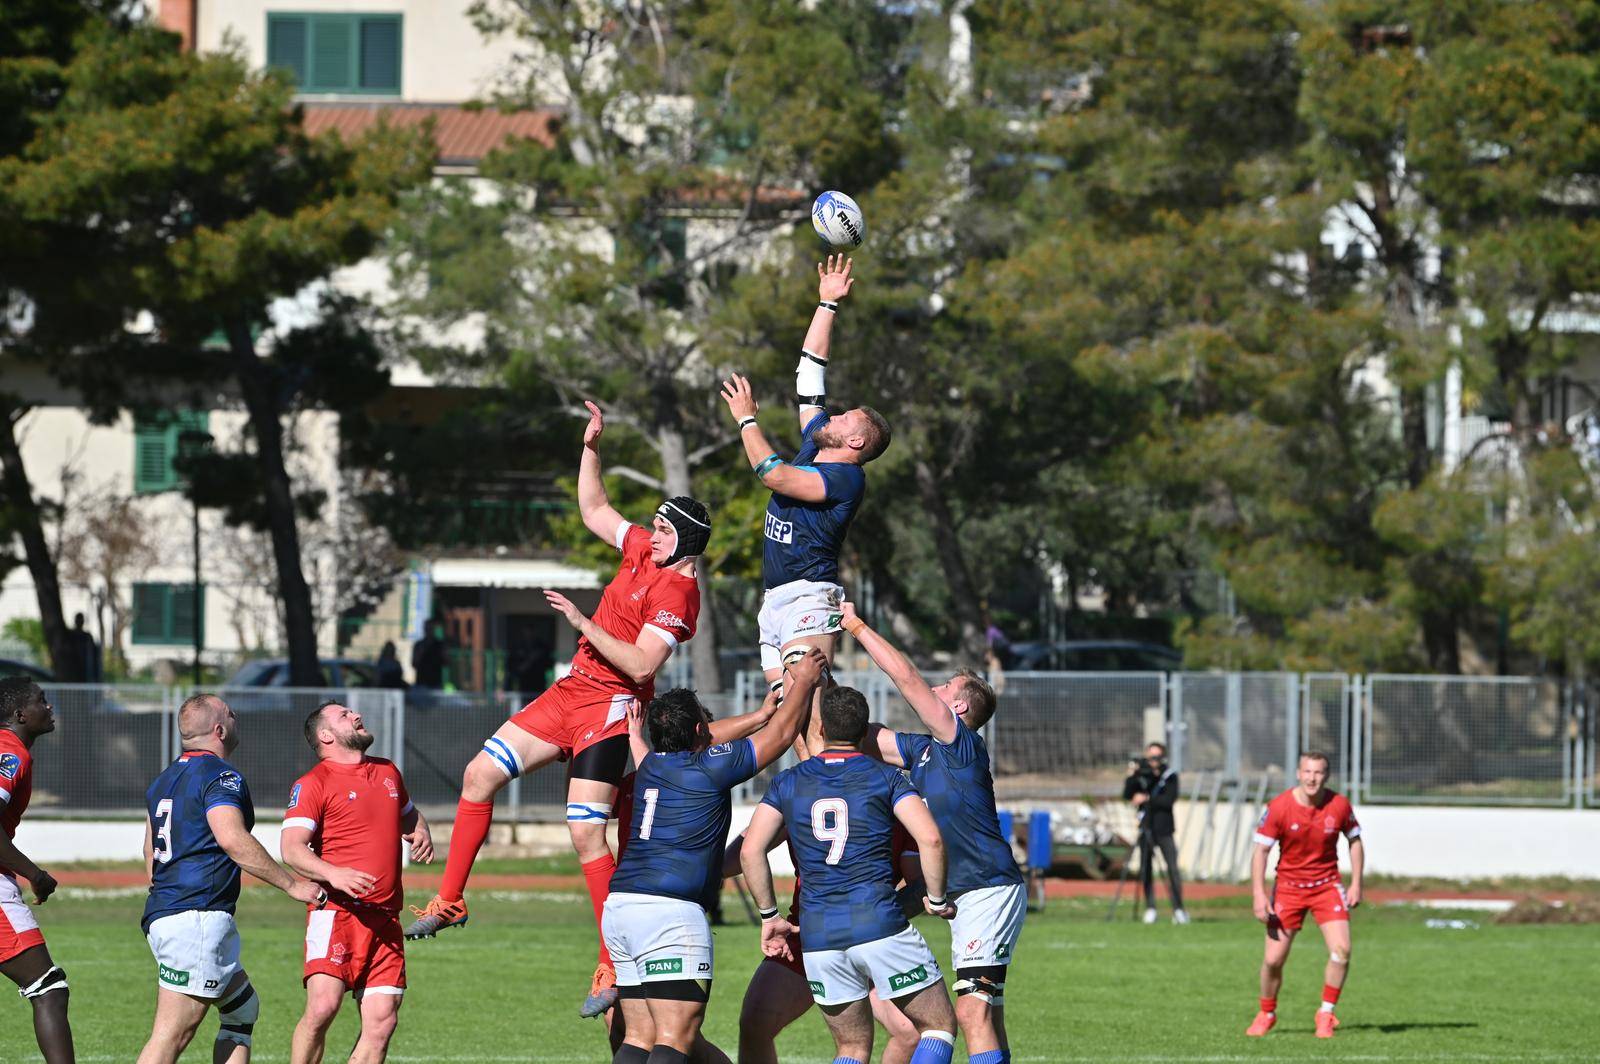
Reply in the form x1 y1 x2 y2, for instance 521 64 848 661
299 102 561 166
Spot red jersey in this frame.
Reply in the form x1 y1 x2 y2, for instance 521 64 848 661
284 757 412 913
571 523 699 693
1254 788 1360 885
0 730 31 845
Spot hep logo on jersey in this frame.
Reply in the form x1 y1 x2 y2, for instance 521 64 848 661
764 512 793 544
0 752 18 780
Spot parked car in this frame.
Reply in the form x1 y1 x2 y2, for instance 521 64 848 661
224 658 379 689
1004 640 1182 673
0 658 53 682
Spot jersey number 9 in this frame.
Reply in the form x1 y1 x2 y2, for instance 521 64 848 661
810 798 849 865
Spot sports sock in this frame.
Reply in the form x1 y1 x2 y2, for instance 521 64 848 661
999 1052 1012 1064
613 1046 649 1064
645 1047 690 1064
909 1029 955 1064
830 1058 865 1064
440 798 494 901
1321 984 1341 1013
1259 996 1277 1016
582 852 618 967
971 1051 1006 1064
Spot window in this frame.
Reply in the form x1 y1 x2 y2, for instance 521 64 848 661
133 410 209 494
267 14 402 95
132 584 205 645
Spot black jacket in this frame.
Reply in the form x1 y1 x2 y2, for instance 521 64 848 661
1123 765 1179 838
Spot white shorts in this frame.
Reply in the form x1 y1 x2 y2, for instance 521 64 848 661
950 882 1027 968
803 925 942 1006
758 579 846 672
601 893 714 986
146 910 242 998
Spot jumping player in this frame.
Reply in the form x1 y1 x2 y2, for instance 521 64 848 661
283 701 433 1064
741 686 958 1064
138 694 325 1064
405 399 709 1019
1246 751 1364 1040
601 648 828 1064
0 678 73 1064
843 603 1024 1064
720 255 891 719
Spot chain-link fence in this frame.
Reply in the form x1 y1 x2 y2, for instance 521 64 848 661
17 670 1597 816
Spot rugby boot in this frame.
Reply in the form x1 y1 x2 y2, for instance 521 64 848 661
579 961 618 1018
404 895 469 939
1245 1011 1277 1037
1315 1011 1339 1039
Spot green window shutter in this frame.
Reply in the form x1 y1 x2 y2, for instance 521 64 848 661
132 584 170 643
133 418 174 494
266 15 308 86
309 16 354 91
359 17 401 91
170 584 204 644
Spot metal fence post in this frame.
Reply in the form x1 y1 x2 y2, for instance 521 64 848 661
1224 672 1242 779
506 694 522 830
1285 673 1301 782
1169 672 1185 772
1346 676 1362 805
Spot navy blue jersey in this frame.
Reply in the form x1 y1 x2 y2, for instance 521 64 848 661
609 739 760 911
142 751 254 933
762 412 867 589
761 751 918 951
897 719 1023 894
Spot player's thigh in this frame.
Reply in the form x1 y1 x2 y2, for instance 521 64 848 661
868 988 919 1042
355 986 403 1025
0 942 54 987
1317 914 1352 959
739 957 813 1035
616 996 654 1047
149 985 210 1038
1262 924 1297 967
818 997 876 1050
895 979 956 1030
301 974 348 1023
645 996 707 1045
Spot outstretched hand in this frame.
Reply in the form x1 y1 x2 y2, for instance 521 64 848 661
783 647 828 691
720 374 759 422
543 589 587 631
582 400 604 447
818 255 854 302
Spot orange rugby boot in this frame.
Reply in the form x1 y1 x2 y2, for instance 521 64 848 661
1245 1011 1277 1037
1315 1011 1339 1038
404 895 469 939
579 960 618 1018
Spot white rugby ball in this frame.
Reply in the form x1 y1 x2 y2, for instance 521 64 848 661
811 190 866 249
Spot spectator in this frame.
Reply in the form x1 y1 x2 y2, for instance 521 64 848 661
67 612 101 683
1123 741 1188 924
411 617 445 689
376 641 407 689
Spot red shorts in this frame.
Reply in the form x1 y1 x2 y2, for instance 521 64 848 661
1271 878 1350 932
303 904 406 995
510 671 642 759
0 873 46 964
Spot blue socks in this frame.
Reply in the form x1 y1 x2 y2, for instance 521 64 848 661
910 1030 955 1064
971 1052 1007 1064
831 1058 865 1064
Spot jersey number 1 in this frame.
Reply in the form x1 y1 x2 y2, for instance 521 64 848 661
810 798 849 865
639 788 660 840
153 798 174 864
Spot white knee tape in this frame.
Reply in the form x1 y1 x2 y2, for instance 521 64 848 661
566 801 612 824
1330 950 1345 965
217 983 259 1047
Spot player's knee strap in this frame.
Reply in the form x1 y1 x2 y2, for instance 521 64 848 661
566 800 611 824
482 736 524 780
796 350 827 407
18 965 67 1000
954 965 1007 1006
217 980 259 1046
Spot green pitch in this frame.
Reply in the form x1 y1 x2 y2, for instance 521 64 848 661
1 887 1595 1062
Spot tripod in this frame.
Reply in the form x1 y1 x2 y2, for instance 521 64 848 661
1105 818 1173 923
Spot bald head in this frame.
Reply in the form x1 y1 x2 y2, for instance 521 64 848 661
179 693 237 753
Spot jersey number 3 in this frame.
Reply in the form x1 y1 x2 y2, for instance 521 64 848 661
810 798 849 865
153 798 174 864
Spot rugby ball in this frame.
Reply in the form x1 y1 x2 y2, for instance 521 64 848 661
811 191 866 249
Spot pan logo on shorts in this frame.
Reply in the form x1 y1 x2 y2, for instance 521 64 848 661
809 980 825 997
645 958 683 977
158 963 190 987
995 942 1011 960
888 964 930 992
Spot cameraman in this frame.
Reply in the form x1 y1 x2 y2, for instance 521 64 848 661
1123 741 1189 925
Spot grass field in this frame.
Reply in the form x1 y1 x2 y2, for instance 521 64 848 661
1 882 1596 1063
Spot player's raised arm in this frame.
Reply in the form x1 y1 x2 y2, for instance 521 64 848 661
576 400 629 547
721 374 829 504
841 602 959 744
207 804 324 903
748 648 827 767
708 687 779 745
795 255 854 433
893 792 953 919
543 589 674 686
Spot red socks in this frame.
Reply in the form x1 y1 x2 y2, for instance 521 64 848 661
1322 984 1342 1007
582 853 617 968
1259 997 1277 1015
440 799 494 902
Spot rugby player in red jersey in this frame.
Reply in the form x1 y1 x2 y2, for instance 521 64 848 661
283 701 433 1064
0 679 73 1064
1246 751 1364 1039
406 400 711 1019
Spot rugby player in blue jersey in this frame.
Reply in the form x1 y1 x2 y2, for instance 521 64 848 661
841 602 1024 1064
138 694 326 1064
600 647 829 1064
720 255 891 722
741 686 959 1064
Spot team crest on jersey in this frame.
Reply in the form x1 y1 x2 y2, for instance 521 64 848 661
0 753 18 780
288 784 301 809
348 791 358 802
218 771 242 793
631 587 647 601
384 777 399 799
329 942 347 966
707 743 733 757
917 748 931 768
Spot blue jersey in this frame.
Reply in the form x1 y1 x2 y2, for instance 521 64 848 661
897 720 1023 894
761 751 918 951
142 751 254 933
762 412 867 589
609 739 760 911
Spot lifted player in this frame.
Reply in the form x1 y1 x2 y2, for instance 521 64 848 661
844 603 1024 1064
138 694 325 1064
284 701 433 1064
720 255 890 724
601 649 827 1064
742 686 958 1064
1246 751 1364 1040
406 400 710 1018
0 678 73 1064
